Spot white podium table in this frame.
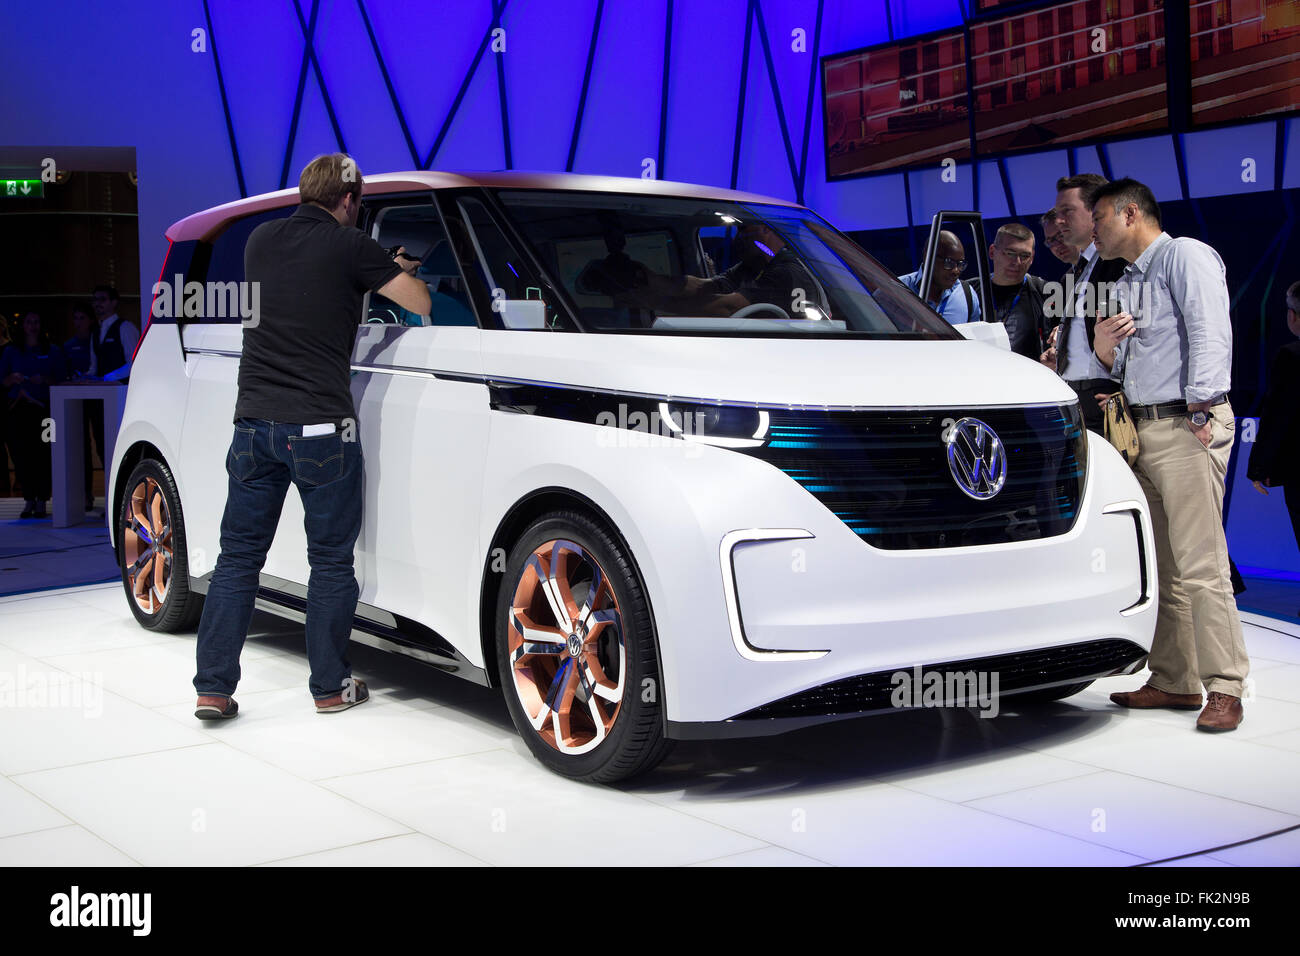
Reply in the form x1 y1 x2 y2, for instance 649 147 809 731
49 382 128 528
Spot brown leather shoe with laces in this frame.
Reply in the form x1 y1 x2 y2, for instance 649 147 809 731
1109 683 1203 710
1196 692 1243 732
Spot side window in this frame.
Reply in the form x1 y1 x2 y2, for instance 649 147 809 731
366 204 476 328
456 196 571 331
192 206 294 324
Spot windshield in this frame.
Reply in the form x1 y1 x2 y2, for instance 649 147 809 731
492 190 962 339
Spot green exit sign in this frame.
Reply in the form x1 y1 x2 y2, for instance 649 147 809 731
2 179 43 198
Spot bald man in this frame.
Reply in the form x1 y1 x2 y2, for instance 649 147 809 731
898 230 982 324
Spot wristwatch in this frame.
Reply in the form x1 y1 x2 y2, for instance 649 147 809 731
1188 409 1213 427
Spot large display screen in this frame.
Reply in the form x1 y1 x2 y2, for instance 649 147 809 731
970 0 1168 153
1190 0 1300 125
822 28 970 178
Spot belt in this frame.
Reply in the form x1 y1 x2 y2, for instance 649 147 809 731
1130 398 1229 421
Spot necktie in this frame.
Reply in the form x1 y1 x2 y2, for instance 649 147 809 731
1057 257 1088 379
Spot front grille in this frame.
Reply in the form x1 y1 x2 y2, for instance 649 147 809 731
736 638 1145 720
741 403 1086 549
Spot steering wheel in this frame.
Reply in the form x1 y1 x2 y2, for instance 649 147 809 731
731 301 790 319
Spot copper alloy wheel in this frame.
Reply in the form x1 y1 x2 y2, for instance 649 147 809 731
507 539 626 756
122 476 174 615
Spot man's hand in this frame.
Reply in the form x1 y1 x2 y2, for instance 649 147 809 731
1093 392 1112 413
1187 418 1212 448
392 246 420 276
2 372 23 388
1039 324 1059 371
1093 312 1135 359
1252 480 1270 495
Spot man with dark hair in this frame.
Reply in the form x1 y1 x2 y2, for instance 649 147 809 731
986 223 1048 358
192 153 431 720
90 285 138 381
1246 279 1300 559
898 230 982 324
1043 173 1129 433
1090 175 1250 732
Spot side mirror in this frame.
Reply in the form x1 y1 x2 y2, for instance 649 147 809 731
956 322 1010 350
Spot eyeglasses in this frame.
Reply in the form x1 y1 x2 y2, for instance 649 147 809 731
940 257 967 271
996 249 1034 263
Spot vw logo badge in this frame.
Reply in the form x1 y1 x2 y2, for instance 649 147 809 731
946 417 1007 500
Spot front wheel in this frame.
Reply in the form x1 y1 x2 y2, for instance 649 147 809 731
495 511 672 783
118 458 203 631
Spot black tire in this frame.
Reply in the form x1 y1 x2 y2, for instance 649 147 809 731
117 458 203 632
495 510 672 783
1012 680 1094 705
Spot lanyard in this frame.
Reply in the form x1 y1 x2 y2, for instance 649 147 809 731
993 276 1026 324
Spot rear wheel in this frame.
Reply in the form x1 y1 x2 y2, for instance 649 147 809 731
495 511 672 783
118 458 202 631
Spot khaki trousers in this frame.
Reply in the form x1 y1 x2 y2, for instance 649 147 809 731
1133 405 1249 697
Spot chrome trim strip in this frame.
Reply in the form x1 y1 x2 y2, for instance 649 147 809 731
719 528 827 662
1103 499 1157 617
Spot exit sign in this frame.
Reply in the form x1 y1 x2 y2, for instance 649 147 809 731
2 179 43 198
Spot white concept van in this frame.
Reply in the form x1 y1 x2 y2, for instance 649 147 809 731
108 172 1155 782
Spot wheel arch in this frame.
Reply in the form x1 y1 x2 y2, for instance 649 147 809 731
478 487 663 705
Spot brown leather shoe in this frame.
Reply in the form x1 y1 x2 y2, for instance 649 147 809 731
1109 683 1203 710
194 695 238 720
1196 692 1243 732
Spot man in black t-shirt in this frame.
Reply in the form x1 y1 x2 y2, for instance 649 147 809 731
986 222 1048 360
193 154 430 721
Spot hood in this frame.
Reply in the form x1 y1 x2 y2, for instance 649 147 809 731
479 331 1077 409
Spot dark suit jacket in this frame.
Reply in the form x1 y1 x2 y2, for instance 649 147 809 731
1248 340 1300 485
1054 255 1129 378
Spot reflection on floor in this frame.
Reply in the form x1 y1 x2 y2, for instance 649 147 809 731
0 500 116 598
1 582 1297 867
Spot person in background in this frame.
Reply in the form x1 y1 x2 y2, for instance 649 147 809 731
1 312 67 518
897 230 982 324
90 285 139 381
986 223 1048 359
1090 177 1249 732
1247 279 1300 563
1040 208 1073 268
63 302 104 511
1040 174 1129 433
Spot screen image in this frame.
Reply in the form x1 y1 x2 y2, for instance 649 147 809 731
1190 0 1300 125
823 29 970 178
971 0 1168 153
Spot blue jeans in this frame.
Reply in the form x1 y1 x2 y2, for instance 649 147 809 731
194 418 363 700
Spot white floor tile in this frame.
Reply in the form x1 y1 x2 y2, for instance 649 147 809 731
1207 826 1300 866
15 744 410 866
690 845 830 866
0 825 139 866
968 772 1300 861
0 670 210 775
166 690 516 781
0 774 70 838
258 832 486 867
638 773 1142 865
322 749 768 867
